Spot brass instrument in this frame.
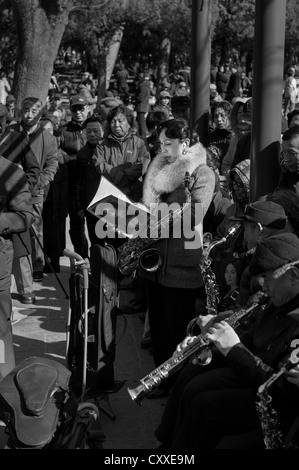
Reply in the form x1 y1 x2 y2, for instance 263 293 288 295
128 297 266 406
256 349 299 449
117 172 191 276
186 223 241 336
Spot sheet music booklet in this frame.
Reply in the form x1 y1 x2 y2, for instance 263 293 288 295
87 176 152 239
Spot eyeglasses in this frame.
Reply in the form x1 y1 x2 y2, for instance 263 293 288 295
71 106 86 112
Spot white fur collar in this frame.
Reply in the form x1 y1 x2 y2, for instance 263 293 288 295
142 143 207 207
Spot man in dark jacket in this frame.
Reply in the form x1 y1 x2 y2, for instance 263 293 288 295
0 157 34 378
74 115 103 248
0 97 58 302
155 233 299 450
59 94 90 258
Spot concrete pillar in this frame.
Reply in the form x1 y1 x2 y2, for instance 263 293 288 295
190 0 211 146
250 0 287 201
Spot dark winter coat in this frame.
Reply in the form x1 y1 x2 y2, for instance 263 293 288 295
136 80 151 113
75 142 101 211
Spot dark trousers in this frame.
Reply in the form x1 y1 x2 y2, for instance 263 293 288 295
0 238 15 379
155 364 261 450
147 281 198 369
43 204 66 271
68 193 89 259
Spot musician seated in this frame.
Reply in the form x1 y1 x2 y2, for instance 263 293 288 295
154 232 299 449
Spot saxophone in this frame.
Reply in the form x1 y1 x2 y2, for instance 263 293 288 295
186 223 241 335
256 349 299 449
128 297 267 406
117 172 191 276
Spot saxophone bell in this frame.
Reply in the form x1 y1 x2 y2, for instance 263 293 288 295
138 248 162 272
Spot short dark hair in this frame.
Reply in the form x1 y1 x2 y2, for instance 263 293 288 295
107 104 134 127
211 101 232 120
83 115 103 129
282 124 299 142
287 110 299 127
146 110 167 133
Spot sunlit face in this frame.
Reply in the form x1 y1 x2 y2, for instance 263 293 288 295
159 128 189 158
21 102 42 127
110 113 130 137
213 108 229 129
224 263 238 288
42 121 54 135
282 135 299 173
257 271 294 306
85 121 103 145
161 97 170 106
243 220 260 250
70 104 89 123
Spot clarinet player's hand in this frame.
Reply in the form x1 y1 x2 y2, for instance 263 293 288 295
176 335 197 353
206 321 240 356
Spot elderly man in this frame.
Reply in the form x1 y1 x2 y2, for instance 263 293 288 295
0 96 58 301
0 157 34 378
59 94 90 258
155 232 299 450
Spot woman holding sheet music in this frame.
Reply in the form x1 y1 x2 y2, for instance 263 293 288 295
139 119 215 398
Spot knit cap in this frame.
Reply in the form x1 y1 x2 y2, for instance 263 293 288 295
249 232 299 276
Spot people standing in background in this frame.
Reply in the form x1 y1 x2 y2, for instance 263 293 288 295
283 68 297 117
75 116 103 249
115 63 130 96
0 157 35 379
136 76 152 141
0 103 8 136
40 113 69 273
59 94 90 259
5 94 21 126
216 63 231 100
0 69 11 105
0 97 57 303
226 64 242 103
152 90 172 120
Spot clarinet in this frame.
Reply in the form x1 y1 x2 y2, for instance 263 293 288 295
128 295 268 406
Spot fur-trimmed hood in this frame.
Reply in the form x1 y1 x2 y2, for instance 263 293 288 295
143 142 207 207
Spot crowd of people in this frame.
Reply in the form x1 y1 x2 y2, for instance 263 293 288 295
0 57 299 450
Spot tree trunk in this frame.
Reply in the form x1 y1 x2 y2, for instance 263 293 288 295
106 26 124 89
11 0 72 108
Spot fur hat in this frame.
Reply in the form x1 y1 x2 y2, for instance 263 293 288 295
249 232 299 276
230 200 287 229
